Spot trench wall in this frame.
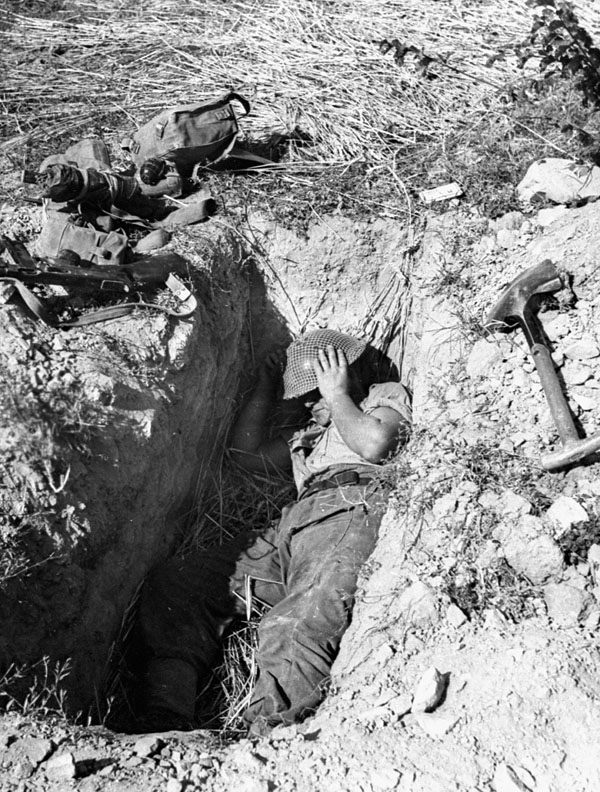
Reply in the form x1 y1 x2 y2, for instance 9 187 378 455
0 225 259 711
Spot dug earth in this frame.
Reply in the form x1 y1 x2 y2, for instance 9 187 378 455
0 198 599 791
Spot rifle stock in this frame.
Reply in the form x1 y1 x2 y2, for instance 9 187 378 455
0 235 189 293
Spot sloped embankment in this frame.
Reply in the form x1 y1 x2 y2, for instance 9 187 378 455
0 224 253 712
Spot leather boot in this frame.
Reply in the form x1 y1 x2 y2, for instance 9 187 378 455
142 657 197 731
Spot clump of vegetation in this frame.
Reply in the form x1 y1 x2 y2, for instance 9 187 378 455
517 0 600 109
0 657 72 719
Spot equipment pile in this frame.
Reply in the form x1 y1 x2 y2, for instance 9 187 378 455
1 92 270 327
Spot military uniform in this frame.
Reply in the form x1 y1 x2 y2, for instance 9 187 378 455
139 381 411 733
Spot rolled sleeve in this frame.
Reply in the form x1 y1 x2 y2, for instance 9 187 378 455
362 382 412 426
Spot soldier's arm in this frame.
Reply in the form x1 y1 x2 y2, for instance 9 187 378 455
229 353 292 475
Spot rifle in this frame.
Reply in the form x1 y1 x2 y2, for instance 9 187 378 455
0 235 196 326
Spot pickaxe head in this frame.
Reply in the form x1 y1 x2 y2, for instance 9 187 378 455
485 259 563 337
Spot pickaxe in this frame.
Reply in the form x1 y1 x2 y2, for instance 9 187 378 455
486 259 600 471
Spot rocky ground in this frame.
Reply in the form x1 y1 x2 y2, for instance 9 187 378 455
1 167 600 790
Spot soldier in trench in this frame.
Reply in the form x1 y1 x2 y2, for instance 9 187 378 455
138 329 412 735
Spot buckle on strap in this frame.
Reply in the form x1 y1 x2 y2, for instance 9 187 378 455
302 470 375 499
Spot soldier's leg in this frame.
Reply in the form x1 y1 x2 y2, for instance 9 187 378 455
244 491 383 733
138 526 284 728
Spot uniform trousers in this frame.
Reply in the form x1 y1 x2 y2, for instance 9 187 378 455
138 481 384 732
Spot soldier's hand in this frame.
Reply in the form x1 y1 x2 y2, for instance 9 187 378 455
312 346 350 403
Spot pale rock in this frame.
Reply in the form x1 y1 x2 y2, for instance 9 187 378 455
546 496 588 532
371 766 401 790
544 313 571 339
467 339 503 379
497 489 532 516
562 567 588 589
517 158 600 204
45 752 76 779
588 544 600 583
508 368 529 391
583 610 600 630
543 582 590 626
432 493 457 518
166 780 184 792
447 603 467 627
396 582 438 626
476 539 499 568
476 235 496 255
7 738 53 766
571 387 597 411
565 338 600 360
536 205 570 227
562 361 593 385
387 693 413 717
551 349 565 366
411 667 447 712
493 763 534 792
498 438 515 453
493 211 525 231
413 711 459 738
484 608 508 631
133 735 163 757
495 515 564 584
496 229 518 249
577 561 590 577
445 384 461 401
478 489 499 509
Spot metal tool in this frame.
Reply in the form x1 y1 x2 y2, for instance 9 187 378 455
486 259 600 470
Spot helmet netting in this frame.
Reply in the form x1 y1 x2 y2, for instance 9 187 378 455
282 329 367 399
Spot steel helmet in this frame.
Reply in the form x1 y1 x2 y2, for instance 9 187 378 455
283 329 367 399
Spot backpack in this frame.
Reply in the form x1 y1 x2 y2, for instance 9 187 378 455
121 92 252 176
34 208 129 266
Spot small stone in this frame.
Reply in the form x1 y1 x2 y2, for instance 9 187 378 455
588 544 600 582
484 608 508 631
583 610 600 631
571 388 597 411
6 738 53 767
446 603 467 627
544 582 590 626
493 210 525 231
396 582 438 627
565 339 600 360
412 667 447 713
413 711 460 738
496 228 518 249
536 206 569 227
466 339 503 378
371 766 401 789
133 735 163 757
563 362 593 385
495 515 564 584
45 752 76 779
493 762 533 791
387 693 413 717
497 489 532 516
546 496 588 533
123 756 144 768
166 780 184 792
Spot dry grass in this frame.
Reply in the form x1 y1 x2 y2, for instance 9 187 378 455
3 0 599 224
